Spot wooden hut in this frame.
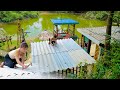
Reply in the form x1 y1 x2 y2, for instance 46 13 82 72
77 26 120 60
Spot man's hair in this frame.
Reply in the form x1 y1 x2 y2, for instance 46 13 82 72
20 42 28 48
54 34 57 38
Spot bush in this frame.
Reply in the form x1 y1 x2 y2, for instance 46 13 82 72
0 11 38 23
96 11 108 20
91 39 120 79
83 11 108 21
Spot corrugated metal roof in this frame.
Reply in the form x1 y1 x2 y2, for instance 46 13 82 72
0 64 66 79
31 38 96 73
77 26 120 45
51 19 79 25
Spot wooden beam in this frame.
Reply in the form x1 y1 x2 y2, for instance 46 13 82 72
94 44 100 60
87 39 91 54
67 24 69 34
73 24 75 36
55 25 58 36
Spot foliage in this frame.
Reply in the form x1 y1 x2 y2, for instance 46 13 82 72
83 11 120 24
86 39 120 79
0 11 38 23
83 11 108 21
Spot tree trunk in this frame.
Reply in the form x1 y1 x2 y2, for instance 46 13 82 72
105 11 114 51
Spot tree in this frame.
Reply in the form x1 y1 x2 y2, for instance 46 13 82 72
105 11 114 51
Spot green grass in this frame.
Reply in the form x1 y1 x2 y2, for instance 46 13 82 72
0 40 17 51
34 37 41 42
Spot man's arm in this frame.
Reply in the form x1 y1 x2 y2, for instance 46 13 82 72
15 56 25 67
21 54 26 64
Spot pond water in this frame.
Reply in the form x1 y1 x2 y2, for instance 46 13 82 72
0 12 107 40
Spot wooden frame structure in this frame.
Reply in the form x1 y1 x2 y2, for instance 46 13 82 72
51 19 79 40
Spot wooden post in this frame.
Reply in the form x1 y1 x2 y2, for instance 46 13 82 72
73 24 75 36
66 69 67 76
55 25 58 36
81 35 83 47
21 28 25 42
82 35 85 48
6 36 10 51
53 25 55 35
94 44 100 60
62 70 63 75
87 39 91 54
97 46 101 60
67 24 69 34
76 67 78 77
73 67 74 74
17 19 21 47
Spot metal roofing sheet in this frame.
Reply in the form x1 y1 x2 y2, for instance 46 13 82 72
77 26 120 45
31 38 96 73
51 19 79 25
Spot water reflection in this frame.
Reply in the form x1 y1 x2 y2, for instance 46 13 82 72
11 18 43 40
26 18 43 39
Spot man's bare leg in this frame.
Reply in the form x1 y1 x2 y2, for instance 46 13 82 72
0 62 4 68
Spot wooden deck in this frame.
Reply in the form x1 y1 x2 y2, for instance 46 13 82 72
31 38 96 73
